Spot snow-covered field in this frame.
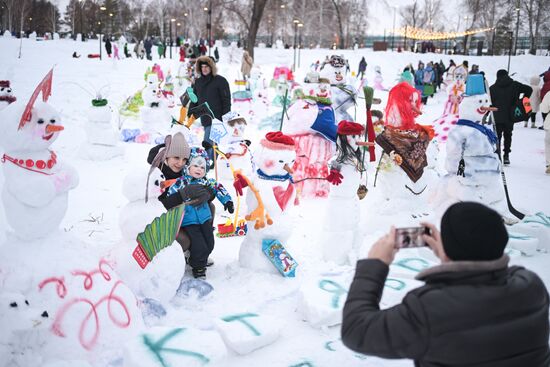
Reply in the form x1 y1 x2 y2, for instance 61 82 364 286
0 37 549 367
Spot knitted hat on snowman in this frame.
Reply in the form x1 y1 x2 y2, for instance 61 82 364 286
222 111 247 126
260 131 295 150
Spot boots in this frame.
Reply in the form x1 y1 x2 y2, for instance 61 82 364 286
192 267 206 279
503 154 510 165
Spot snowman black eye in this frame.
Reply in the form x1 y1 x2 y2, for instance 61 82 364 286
50 119 56 124
9 302 17 308
279 160 284 163
25 300 29 305
37 118 45 124
479 100 482 103
0 87 4 92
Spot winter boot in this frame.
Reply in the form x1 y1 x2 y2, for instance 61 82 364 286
503 154 510 165
184 250 190 265
546 166 550 175
206 257 214 267
192 267 206 279
524 121 528 127
531 122 537 128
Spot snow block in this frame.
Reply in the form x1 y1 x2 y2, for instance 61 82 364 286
214 313 281 355
507 231 539 256
262 239 298 277
512 212 550 252
123 326 227 367
139 298 166 323
298 275 351 327
174 278 214 299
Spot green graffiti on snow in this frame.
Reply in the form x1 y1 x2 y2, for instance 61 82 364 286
318 279 348 309
221 313 261 336
142 328 209 367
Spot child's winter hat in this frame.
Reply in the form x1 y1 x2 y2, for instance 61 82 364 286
337 120 364 135
222 111 247 126
187 146 212 172
260 131 295 150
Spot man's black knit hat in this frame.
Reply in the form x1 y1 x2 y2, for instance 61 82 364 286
441 202 508 261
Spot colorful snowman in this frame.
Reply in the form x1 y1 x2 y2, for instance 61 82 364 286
233 132 297 273
0 70 79 240
320 55 357 123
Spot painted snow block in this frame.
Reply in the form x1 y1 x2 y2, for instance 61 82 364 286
123 327 227 367
262 239 298 277
174 278 214 299
121 128 141 142
506 231 539 256
298 276 350 327
513 212 550 252
381 275 424 307
214 313 281 355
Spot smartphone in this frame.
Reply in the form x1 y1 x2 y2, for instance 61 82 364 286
395 226 431 249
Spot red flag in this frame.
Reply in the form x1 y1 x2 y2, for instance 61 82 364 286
18 68 54 130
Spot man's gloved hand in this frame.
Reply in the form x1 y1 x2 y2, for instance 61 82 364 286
179 185 214 207
233 174 248 196
243 139 252 147
326 169 343 186
224 201 234 214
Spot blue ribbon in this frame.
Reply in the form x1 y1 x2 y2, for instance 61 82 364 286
456 119 498 146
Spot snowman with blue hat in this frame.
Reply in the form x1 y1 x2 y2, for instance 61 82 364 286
431 74 509 218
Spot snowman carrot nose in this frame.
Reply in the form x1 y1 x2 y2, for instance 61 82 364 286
356 141 375 147
45 125 64 133
479 106 498 112
411 105 423 115
283 163 294 174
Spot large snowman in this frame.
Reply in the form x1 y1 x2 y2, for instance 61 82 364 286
0 70 79 240
233 132 297 273
368 82 434 218
0 80 16 110
322 121 370 265
80 96 124 160
140 72 170 138
320 55 357 123
431 75 508 216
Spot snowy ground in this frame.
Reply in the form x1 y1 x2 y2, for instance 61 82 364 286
0 37 549 367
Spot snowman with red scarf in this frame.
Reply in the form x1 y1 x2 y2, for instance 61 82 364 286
0 70 79 240
233 132 297 273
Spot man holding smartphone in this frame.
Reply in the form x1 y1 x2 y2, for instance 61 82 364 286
341 202 550 366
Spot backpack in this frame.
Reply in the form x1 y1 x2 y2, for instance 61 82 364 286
423 69 434 84
510 95 532 123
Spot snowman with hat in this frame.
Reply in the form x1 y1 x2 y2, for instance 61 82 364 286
0 80 16 110
323 120 371 265
320 55 357 123
233 131 297 273
0 69 79 240
431 74 509 217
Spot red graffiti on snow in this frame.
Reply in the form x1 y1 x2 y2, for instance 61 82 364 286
38 259 132 350
38 277 67 298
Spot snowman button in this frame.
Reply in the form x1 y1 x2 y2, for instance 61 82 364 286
18 159 24 165
47 160 54 168
26 159 34 168
36 160 46 169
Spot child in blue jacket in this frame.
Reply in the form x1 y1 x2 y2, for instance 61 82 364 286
167 147 233 278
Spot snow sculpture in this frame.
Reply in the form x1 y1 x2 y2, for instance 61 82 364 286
320 55 356 123
0 69 79 240
0 80 16 110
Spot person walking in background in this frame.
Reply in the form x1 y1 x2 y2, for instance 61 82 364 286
157 41 165 59
489 69 533 165
358 57 367 79
214 47 220 62
341 201 550 366
241 50 254 79
144 38 153 60
527 75 542 128
541 71 550 129
540 88 550 174
414 61 426 101
187 56 231 163
105 37 112 58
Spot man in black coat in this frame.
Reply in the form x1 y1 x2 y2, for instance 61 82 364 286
341 202 550 367
489 69 532 165
188 55 231 163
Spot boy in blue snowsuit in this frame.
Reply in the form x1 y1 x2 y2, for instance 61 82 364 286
167 147 233 278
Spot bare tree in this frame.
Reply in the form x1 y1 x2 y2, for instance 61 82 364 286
522 0 550 54
223 0 269 58
399 0 424 29
330 0 345 49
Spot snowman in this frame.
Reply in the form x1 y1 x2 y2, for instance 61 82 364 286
282 77 336 199
320 55 356 123
368 82 434 218
0 80 16 110
233 132 297 273
0 70 79 240
322 121 371 265
140 72 170 140
442 66 467 116
141 72 162 108
81 96 124 160
431 74 508 217
216 111 253 190
373 65 387 91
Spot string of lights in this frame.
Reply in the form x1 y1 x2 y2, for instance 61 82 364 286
392 26 494 41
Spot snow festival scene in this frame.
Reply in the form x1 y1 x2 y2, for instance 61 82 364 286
1 0 550 366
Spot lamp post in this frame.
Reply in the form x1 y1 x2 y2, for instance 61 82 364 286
297 22 303 68
507 30 513 72
391 6 396 51
170 18 175 59
404 25 408 51
99 5 106 60
176 22 180 47
206 0 212 56
293 19 299 71
183 12 188 41
513 1 520 55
